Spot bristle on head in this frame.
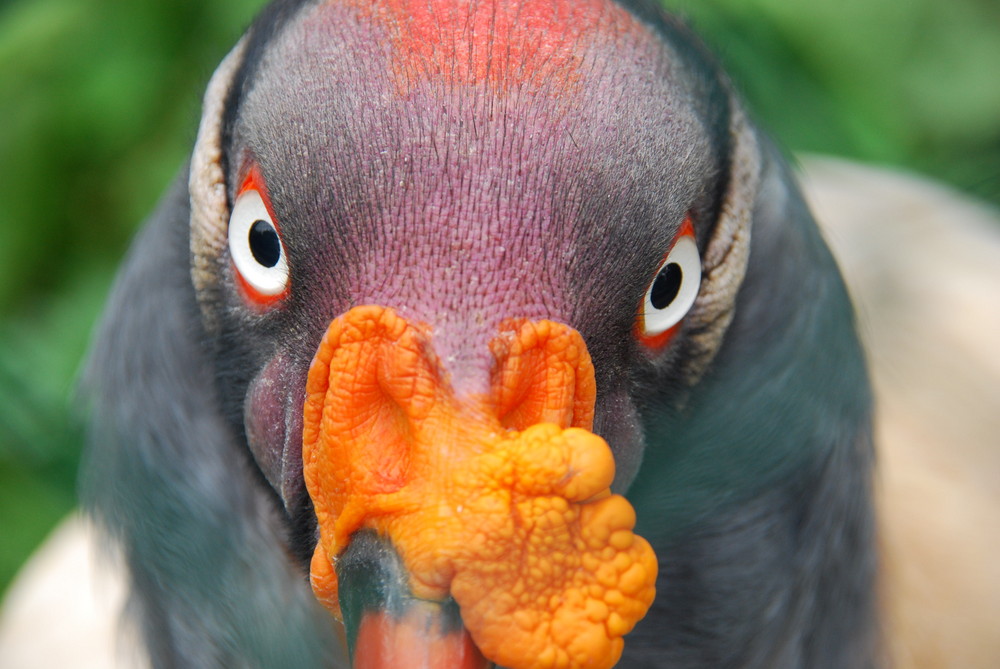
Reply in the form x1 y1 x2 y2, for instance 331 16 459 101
339 0 638 91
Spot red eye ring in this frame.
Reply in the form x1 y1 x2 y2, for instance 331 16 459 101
229 163 290 308
238 164 270 203
635 215 699 351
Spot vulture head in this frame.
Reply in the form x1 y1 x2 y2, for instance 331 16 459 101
82 1 878 667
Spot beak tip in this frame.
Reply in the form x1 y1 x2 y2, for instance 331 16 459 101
334 533 492 669
355 607 492 669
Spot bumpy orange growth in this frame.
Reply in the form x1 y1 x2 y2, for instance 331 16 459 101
303 306 657 669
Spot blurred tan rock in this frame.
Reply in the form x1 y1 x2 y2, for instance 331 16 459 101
802 156 1000 669
0 514 149 669
1 156 998 667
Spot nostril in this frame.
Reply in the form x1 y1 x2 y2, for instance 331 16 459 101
490 320 597 432
305 307 444 499
496 347 573 430
354 377 412 492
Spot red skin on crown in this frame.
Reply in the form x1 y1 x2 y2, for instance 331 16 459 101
341 0 637 91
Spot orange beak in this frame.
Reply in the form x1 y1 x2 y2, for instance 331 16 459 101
302 306 656 669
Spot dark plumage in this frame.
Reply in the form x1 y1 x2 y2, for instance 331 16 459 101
81 1 878 667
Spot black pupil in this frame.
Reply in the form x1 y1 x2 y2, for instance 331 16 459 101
650 263 682 309
249 220 281 268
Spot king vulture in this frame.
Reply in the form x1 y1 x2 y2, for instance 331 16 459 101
80 1 879 667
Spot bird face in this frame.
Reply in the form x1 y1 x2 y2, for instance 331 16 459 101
179 1 755 667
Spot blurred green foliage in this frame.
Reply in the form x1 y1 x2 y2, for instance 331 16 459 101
0 0 270 595
667 0 1000 202
0 0 997 595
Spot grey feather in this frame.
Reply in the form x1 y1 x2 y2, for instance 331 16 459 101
80 170 342 668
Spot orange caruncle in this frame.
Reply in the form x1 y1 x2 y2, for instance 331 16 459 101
303 306 657 669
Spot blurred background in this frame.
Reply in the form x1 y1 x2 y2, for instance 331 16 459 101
0 0 998 596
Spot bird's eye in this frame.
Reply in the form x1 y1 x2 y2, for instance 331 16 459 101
636 220 701 349
228 187 289 304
